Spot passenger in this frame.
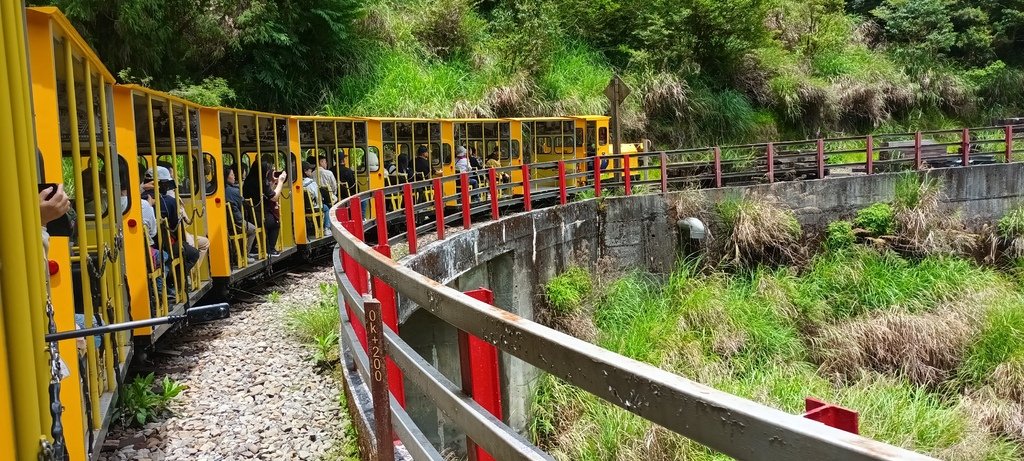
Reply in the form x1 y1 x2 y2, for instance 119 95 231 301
455 146 478 189
307 154 339 205
413 145 432 182
468 145 483 170
486 152 510 183
223 165 257 262
156 164 211 268
152 166 201 290
242 161 286 257
140 189 172 305
397 151 411 178
302 162 330 230
336 153 357 200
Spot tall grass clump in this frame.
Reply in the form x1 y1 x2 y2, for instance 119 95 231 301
959 299 1024 389
285 283 341 344
544 267 592 314
794 248 999 321
716 195 803 269
593 273 677 364
997 205 1024 259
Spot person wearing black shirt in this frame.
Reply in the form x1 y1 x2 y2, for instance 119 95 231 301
242 161 286 256
336 153 357 200
413 145 432 182
224 165 256 261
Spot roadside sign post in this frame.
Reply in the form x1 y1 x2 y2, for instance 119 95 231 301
604 75 631 160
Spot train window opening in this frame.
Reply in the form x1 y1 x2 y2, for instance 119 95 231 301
599 127 608 146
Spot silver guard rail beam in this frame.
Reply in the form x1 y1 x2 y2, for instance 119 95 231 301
329 125 1024 460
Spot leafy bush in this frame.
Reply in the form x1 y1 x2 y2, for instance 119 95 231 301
825 220 856 250
117 373 186 427
170 77 236 107
545 267 593 314
855 203 895 236
413 0 485 60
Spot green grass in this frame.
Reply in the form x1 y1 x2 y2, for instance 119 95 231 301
997 205 1024 239
532 248 1024 459
544 267 593 314
793 248 1000 321
959 298 1024 386
284 283 341 344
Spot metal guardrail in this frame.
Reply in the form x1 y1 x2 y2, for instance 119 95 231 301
328 125 1024 460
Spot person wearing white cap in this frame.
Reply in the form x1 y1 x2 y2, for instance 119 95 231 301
454 145 478 190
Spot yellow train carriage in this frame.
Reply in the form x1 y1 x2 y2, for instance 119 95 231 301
216 107 298 267
292 115 372 243
113 84 215 339
448 118 523 196
1 4 61 460
26 7 131 459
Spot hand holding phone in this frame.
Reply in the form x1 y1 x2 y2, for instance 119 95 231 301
39 183 70 226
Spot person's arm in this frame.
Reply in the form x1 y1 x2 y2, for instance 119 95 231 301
269 172 287 202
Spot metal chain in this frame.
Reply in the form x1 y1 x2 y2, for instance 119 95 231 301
40 295 67 461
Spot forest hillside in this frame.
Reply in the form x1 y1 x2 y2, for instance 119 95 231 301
37 0 1024 147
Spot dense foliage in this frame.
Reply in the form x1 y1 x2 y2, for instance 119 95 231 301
35 0 1024 146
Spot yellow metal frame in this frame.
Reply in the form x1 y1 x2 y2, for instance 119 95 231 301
215 107 295 260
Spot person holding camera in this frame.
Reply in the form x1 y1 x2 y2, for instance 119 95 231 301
242 161 286 257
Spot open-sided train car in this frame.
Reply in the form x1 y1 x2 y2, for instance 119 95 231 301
26 7 133 456
5 6 630 460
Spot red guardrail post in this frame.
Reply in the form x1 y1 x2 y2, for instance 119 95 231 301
660 152 668 194
961 128 970 167
866 135 874 175
362 296 395 461
713 146 722 188
371 245 406 409
802 397 859 435
623 153 632 196
402 183 417 254
914 131 922 170
557 161 567 205
521 164 532 211
460 172 471 230
459 288 504 461
766 143 775 184
433 178 444 240
816 138 825 179
374 189 388 245
340 216 368 352
488 168 499 220
1006 125 1014 163
593 155 602 197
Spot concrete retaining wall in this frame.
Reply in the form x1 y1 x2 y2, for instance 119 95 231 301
390 162 1024 455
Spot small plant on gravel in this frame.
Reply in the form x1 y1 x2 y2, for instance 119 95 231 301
268 290 282 303
117 373 186 427
287 283 342 366
312 331 340 366
825 220 856 250
855 203 896 236
545 267 592 314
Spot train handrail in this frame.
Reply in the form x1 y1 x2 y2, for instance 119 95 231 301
326 140 978 459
